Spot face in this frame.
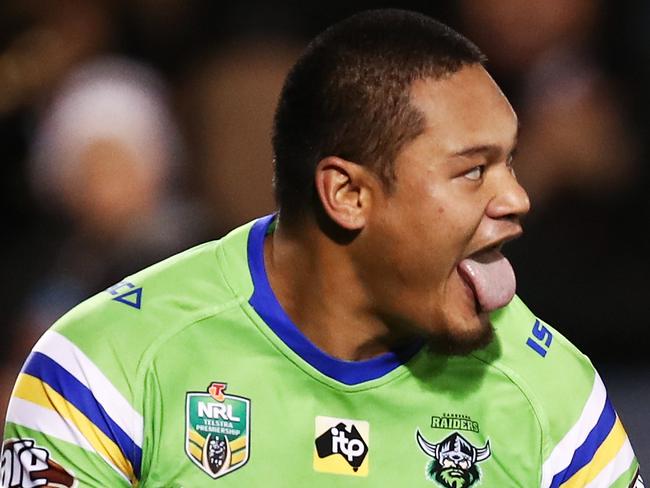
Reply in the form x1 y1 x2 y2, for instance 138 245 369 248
359 64 530 353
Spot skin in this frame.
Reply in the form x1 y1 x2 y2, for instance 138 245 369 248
266 64 530 360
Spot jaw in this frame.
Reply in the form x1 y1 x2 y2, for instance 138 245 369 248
422 269 495 355
425 314 494 355
373 263 496 356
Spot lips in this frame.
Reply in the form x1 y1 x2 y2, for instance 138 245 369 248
457 249 516 313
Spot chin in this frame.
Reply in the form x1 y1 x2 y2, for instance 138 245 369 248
425 312 495 356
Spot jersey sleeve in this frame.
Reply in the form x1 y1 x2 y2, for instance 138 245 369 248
487 296 642 488
539 371 642 488
2 240 229 488
2 328 142 487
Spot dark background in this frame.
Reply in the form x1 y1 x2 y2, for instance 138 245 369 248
2 0 648 474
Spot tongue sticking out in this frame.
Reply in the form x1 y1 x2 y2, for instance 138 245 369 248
458 250 516 312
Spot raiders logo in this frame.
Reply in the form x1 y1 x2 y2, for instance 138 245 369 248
416 430 491 488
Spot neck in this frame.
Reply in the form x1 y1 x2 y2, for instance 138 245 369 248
264 216 412 361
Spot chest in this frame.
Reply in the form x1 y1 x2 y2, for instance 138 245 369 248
138 343 543 487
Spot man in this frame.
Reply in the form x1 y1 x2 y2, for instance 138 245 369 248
2 9 642 487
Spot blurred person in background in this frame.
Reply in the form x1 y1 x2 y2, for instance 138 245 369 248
27 56 205 322
0 0 116 427
0 0 115 350
0 57 206 421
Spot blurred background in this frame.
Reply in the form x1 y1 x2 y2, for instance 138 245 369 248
1 0 648 472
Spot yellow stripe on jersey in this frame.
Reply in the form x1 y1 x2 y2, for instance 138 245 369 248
231 450 246 465
229 436 247 452
188 429 205 448
561 416 628 488
188 442 203 462
13 373 137 484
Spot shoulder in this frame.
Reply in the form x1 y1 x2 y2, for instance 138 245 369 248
4 221 259 485
475 296 598 437
37 219 256 399
474 297 639 486
54 241 231 348
61 219 253 328
479 295 596 388
474 297 598 447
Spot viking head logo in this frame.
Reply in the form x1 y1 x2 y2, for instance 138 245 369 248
416 430 491 488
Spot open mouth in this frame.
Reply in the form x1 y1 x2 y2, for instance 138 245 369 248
457 263 481 312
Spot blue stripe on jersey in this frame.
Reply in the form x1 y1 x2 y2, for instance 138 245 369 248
549 397 617 488
23 351 142 478
247 214 424 385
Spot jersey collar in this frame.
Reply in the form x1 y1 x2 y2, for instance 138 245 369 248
247 214 423 386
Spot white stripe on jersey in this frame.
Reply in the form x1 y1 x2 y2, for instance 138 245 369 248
5 397 130 483
32 330 144 448
583 437 636 488
7 397 93 451
541 373 607 487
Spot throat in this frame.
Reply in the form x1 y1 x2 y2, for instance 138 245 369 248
299 316 417 361
263 228 416 362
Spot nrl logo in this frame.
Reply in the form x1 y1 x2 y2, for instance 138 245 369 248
185 382 251 480
416 430 491 488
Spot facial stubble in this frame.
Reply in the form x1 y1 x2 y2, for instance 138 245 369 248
425 318 495 356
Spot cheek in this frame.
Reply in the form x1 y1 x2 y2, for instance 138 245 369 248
431 205 469 246
437 197 484 245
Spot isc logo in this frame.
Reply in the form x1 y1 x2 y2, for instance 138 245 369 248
526 319 553 358
313 416 369 477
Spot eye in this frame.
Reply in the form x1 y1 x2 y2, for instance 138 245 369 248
464 165 485 181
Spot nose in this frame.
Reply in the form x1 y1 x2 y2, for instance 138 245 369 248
485 167 531 221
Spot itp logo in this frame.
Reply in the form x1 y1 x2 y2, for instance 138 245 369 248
313 416 369 477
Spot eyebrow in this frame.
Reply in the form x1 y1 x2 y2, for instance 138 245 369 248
449 121 520 159
451 144 502 158
450 134 519 160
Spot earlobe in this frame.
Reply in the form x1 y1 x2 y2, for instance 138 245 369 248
315 156 371 231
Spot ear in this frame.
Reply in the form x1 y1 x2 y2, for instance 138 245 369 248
314 156 376 231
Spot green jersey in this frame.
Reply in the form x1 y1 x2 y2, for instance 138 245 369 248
2 215 643 487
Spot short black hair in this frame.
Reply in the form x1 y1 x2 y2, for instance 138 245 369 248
272 9 485 223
